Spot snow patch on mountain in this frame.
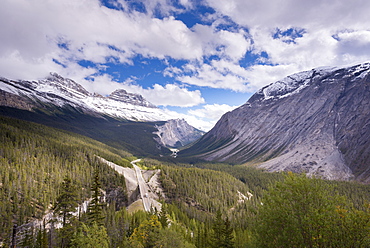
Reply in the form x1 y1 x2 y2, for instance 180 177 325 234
260 66 340 100
0 73 174 122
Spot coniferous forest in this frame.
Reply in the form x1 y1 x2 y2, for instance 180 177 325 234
0 115 369 247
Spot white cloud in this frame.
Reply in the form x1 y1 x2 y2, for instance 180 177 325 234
169 58 274 92
161 108 212 131
0 50 61 80
73 73 205 107
204 0 370 88
161 103 238 131
0 0 250 81
335 30 370 61
191 23 251 61
206 0 370 30
128 83 205 107
2 0 370 131
188 104 237 120
174 59 248 91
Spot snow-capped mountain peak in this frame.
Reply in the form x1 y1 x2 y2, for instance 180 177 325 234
257 63 370 101
108 89 156 108
0 73 174 122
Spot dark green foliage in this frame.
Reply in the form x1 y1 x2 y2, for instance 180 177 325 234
223 217 234 248
210 210 234 248
87 169 105 226
210 210 225 247
2 114 370 247
0 116 130 245
194 162 284 197
35 226 48 248
160 165 251 214
71 222 110 248
158 205 168 228
0 106 171 157
129 215 162 247
255 172 370 247
54 177 78 227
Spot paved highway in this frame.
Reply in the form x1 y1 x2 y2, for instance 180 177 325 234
131 159 152 212
98 156 152 212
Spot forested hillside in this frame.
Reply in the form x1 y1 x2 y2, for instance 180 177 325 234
0 106 171 157
0 116 131 245
0 116 369 247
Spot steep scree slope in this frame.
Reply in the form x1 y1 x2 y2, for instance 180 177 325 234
182 63 370 182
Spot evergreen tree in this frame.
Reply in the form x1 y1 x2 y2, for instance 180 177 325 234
158 205 169 228
35 225 48 248
210 210 224 248
222 217 234 248
87 168 105 226
130 215 161 247
71 222 110 248
54 177 78 227
210 210 234 248
255 172 370 247
20 226 35 248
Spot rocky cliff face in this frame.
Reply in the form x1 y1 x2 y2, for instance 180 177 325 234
182 63 370 182
153 119 204 148
108 89 156 108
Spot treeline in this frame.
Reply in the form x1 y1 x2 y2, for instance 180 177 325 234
155 161 370 247
0 116 132 244
8 167 212 247
1 115 370 247
193 162 370 211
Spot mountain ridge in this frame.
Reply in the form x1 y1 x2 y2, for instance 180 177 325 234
181 63 370 182
0 73 203 155
0 72 172 122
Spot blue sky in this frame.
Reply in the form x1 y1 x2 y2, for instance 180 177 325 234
1 0 370 130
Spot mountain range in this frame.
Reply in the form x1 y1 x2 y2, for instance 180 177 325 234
1 64 369 182
1 65 370 247
181 63 370 182
0 73 203 154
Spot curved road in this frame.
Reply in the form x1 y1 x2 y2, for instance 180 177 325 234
98 156 152 212
131 159 152 212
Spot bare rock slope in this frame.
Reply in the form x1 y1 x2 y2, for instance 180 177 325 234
154 119 204 148
182 63 370 182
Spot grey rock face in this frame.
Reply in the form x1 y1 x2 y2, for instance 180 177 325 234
184 63 370 182
108 89 156 108
154 119 204 148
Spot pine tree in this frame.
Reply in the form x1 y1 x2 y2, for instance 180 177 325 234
222 217 234 248
158 205 169 228
87 168 105 226
255 172 370 247
54 177 78 227
210 210 224 248
35 225 48 248
210 210 234 248
130 215 162 247
71 222 110 248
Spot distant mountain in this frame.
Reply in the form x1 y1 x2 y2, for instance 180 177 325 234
154 119 204 148
0 72 171 121
181 63 370 182
0 73 202 155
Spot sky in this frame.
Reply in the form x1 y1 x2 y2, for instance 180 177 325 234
1 0 370 131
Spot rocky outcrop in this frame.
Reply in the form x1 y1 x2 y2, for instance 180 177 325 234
182 63 370 182
154 119 204 148
109 89 156 108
